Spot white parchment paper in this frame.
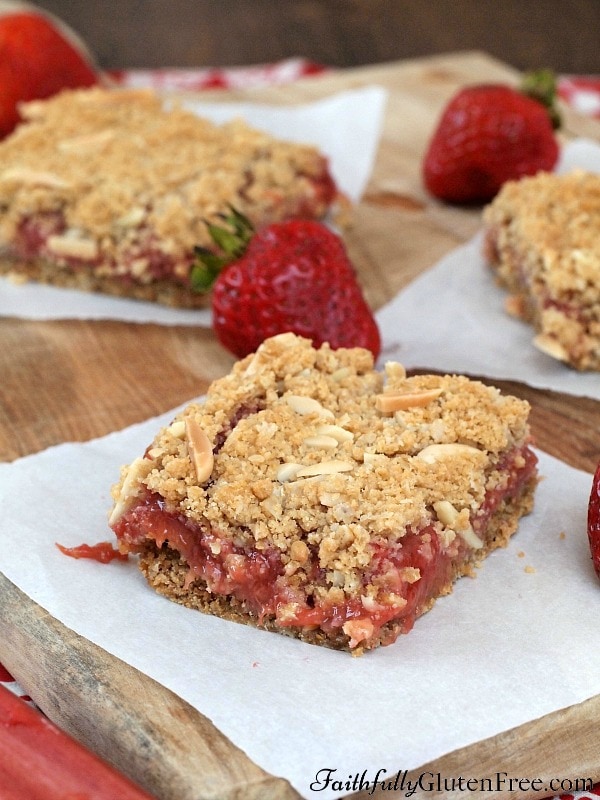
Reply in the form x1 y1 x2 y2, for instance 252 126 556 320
0 406 599 799
376 139 600 400
0 86 387 326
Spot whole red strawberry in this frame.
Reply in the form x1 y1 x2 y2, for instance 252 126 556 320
423 74 559 204
0 6 99 138
192 210 380 359
588 461 600 580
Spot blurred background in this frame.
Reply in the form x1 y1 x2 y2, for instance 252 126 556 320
36 0 599 74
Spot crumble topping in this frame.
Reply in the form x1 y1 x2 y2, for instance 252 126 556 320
0 87 334 282
484 170 600 299
112 333 532 591
483 170 600 370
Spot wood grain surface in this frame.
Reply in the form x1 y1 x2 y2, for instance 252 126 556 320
0 576 300 800
1 52 599 799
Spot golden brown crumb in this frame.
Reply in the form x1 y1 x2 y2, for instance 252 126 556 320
0 87 335 306
113 333 532 576
483 170 600 371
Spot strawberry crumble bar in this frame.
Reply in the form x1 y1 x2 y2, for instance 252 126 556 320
109 333 538 654
0 87 336 308
483 170 600 371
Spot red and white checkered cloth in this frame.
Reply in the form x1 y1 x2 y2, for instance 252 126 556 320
559 75 600 117
107 57 330 92
108 60 600 121
2 58 600 799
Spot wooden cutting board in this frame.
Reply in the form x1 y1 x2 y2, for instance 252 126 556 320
1 51 599 799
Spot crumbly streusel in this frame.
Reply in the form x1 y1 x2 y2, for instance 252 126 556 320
113 333 531 572
483 169 600 371
0 87 335 307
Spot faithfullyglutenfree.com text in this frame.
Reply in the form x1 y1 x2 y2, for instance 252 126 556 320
309 767 594 797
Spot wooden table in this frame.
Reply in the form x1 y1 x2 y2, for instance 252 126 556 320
1 52 599 800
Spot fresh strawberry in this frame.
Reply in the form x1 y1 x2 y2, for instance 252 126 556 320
588 461 600 579
0 5 99 138
423 71 560 204
192 209 381 359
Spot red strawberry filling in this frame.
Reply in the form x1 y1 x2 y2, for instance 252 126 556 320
112 444 537 649
6 168 337 290
15 212 65 259
11 211 190 285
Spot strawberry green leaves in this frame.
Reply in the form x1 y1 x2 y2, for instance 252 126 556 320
191 207 254 292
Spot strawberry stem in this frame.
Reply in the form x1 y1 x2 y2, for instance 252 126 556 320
521 68 561 129
190 206 254 292
191 247 228 291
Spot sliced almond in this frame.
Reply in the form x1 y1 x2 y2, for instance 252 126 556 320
116 206 146 228
243 352 263 376
146 446 164 459
109 457 154 526
384 360 407 381
167 420 186 439
315 424 354 443
261 486 283 520
433 499 460 527
331 366 352 381
277 463 304 483
433 500 482 548
415 443 481 464
295 460 353 478
185 418 214 483
0 168 71 189
533 334 569 362
375 388 443 413
58 129 117 153
285 394 334 419
47 235 98 261
303 434 339 449
457 527 484 549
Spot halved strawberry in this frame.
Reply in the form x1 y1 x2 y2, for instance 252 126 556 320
0 3 100 137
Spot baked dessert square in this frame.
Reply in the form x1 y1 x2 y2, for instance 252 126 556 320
483 170 600 371
109 333 538 654
0 87 336 308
